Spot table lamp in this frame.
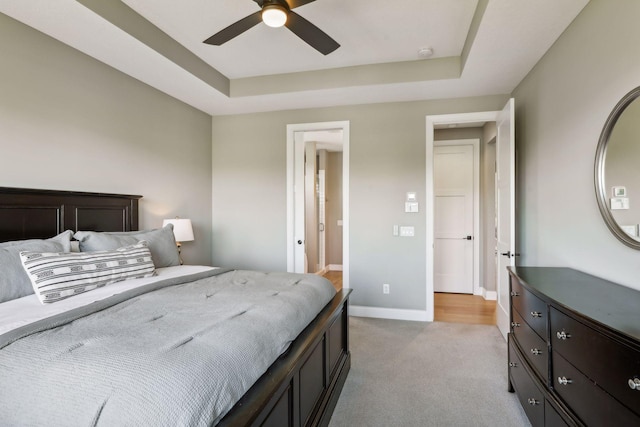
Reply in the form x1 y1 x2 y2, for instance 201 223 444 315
163 217 194 264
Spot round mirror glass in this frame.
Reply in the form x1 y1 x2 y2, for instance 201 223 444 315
595 86 640 249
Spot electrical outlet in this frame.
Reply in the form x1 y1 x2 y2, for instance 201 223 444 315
383 283 390 294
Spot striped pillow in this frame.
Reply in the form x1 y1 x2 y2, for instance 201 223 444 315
20 241 156 304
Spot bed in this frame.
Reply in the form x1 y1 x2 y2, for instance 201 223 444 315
0 187 351 427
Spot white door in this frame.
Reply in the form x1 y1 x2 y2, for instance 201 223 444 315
434 144 474 294
318 169 326 271
304 142 318 273
496 98 516 340
293 132 306 273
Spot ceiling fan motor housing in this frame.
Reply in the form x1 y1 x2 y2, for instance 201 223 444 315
204 0 340 55
262 1 290 27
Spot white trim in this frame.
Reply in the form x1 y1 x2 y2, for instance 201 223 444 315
315 267 328 276
483 289 498 300
476 287 497 300
434 139 481 296
328 264 343 271
349 305 429 322
426 111 500 322
286 121 350 289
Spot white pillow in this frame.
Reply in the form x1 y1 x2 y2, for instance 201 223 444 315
20 241 156 304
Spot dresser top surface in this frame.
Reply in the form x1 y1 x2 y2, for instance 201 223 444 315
509 267 640 343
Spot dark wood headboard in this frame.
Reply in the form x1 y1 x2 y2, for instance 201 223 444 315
0 187 142 242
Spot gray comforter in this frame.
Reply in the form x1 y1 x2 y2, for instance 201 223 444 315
0 269 336 426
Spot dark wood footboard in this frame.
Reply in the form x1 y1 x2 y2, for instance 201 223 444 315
218 288 352 427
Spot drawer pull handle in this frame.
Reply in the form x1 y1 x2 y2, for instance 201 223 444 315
510 291 520 297
530 311 542 318
556 331 571 340
511 322 521 328
558 376 572 386
527 398 540 406
629 378 640 390
530 348 543 356
509 362 518 368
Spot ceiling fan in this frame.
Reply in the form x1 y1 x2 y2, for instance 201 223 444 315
203 0 340 55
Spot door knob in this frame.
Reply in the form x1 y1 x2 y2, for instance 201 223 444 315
462 235 473 240
501 251 521 257
297 240 303 245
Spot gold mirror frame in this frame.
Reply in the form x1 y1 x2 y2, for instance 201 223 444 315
594 86 640 249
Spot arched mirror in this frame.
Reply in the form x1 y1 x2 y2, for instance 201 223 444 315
595 86 640 249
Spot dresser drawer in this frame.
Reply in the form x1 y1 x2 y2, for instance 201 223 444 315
550 307 640 416
513 310 548 381
544 400 569 427
511 276 547 338
553 352 638 426
510 338 545 426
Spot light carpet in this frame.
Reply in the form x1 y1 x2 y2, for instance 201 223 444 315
329 317 530 426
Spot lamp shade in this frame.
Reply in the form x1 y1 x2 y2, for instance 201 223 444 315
163 218 194 242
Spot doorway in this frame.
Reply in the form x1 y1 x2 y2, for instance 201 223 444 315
286 121 350 290
426 100 515 338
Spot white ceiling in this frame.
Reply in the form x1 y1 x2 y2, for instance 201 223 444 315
124 0 478 78
0 0 589 116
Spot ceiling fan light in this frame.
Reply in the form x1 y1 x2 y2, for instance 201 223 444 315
262 5 287 28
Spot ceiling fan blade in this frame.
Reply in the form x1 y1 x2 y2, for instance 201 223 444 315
203 11 262 45
286 0 317 9
252 0 265 7
285 11 339 55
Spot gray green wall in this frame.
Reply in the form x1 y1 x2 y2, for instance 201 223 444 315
512 0 640 290
212 96 508 310
0 13 213 265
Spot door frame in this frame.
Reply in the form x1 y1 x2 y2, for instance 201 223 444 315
286 121 350 289
433 139 480 296
426 111 500 322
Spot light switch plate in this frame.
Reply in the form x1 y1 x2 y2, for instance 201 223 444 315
400 226 415 237
621 225 637 236
611 197 629 210
406 192 417 202
405 202 419 213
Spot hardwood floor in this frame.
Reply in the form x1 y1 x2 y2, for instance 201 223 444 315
320 273 494 325
434 292 497 325
322 271 342 292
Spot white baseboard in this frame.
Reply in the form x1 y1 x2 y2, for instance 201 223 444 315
328 264 343 271
481 288 497 300
349 305 429 322
474 287 497 300
315 267 328 276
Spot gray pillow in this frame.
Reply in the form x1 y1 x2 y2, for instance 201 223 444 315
0 230 73 303
74 224 179 268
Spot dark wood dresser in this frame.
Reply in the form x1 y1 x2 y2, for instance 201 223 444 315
507 267 640 426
